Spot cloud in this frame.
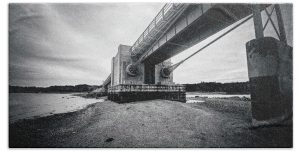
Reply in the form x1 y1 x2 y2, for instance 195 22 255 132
9 3 163 86
9 4 292 86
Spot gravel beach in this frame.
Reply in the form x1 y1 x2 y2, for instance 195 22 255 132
9 98 292 148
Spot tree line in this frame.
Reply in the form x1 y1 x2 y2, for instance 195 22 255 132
184 81 250 94
9 81 250 94
9 84 101 93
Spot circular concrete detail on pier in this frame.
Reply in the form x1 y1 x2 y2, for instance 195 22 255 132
126 64 139 77
160 67 171 78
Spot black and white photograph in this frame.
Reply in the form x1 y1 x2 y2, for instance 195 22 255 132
6 1 294 148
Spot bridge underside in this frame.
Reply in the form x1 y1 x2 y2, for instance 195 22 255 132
142 4 263 65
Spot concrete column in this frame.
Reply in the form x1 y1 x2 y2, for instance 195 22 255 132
246 37 292 125
275 5 287 43
252 5 264 39
144 62 155 84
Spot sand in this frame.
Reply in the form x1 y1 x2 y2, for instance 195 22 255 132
9 98 292 148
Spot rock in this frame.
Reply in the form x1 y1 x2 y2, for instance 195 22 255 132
105 138 114 142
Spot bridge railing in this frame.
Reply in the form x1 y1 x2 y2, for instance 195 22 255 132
130 3 187 59
102 74 111 87
108 84 185 93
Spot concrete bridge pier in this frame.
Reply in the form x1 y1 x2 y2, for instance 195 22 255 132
246 4 292 126
107 44 184 103
246 37 292 125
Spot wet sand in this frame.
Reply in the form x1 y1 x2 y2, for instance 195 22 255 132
9 97 292 148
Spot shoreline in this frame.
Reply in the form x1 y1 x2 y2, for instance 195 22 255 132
9 94 248 125
9 98 292 148
9 93 104 124
9 101 100 125
9 95 244 125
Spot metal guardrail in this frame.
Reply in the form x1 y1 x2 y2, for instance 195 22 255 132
108 84 185 93
130 3 187 59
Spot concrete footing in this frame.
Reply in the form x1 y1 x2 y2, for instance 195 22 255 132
108 84 186 103
246 37 292 125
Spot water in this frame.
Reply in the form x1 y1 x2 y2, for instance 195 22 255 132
186 100 205 103
186 92 250 98
9 93 103 124
186 92 250 103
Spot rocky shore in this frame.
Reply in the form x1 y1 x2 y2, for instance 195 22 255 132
9 97 292 148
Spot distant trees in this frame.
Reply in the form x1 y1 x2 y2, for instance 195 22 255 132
9 82 250 94
185 81 250 94
9 84 102 93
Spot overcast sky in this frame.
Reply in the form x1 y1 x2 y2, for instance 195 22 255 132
9 3 292 87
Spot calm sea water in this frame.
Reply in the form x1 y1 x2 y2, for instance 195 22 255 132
186 92 250 103
9 93 103 124
186 92 250 98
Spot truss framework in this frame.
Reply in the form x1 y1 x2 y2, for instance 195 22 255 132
254 4 287 43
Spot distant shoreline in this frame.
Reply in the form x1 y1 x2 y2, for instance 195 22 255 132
9 92 88 94
9 91 251 96
9 81 250 94
9 84 101 93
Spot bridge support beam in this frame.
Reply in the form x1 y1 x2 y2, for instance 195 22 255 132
252 5 264 39
246 37 292 126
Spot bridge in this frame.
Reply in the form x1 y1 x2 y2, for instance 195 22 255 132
102 3 292 124
103 3 269 87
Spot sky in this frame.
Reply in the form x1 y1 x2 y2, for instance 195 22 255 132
9 3 293 87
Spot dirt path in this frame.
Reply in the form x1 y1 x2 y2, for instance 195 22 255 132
9 99 292 148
